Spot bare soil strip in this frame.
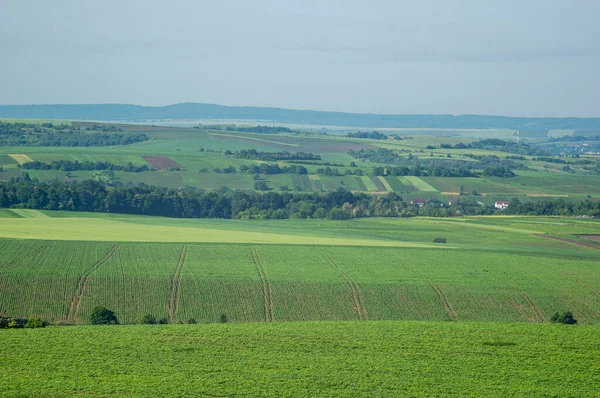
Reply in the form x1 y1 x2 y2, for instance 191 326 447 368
167 245 188 323
68 244 120 321
251 247 274 322
540 235 600 251
317 247 367 321
431 283 458 321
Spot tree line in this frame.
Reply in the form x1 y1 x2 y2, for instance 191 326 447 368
0 122 149 147
20 160 154 173
226 149 321 162
1 178 598 219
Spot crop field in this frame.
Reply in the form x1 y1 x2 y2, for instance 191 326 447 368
0 214 598 326
1 321 598 397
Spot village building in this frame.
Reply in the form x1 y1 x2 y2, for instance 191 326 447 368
495 201 509 210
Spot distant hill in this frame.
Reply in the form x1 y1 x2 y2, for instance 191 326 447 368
1 103 600 130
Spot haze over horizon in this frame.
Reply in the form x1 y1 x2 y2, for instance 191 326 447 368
1 0 599 118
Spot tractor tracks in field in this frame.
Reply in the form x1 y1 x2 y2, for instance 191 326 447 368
390 255 458 321
168 245 188 323
316 247 367 321
487 270 545 323
430 283 458 321
251 247 275 322
68 244 120 321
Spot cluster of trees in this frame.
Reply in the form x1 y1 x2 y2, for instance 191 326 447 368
533 157 568 164
0 316 47 328
208 163 309 175
350 149 520 178
0 122 149 147
346 131 396 140
240 163 308 175
316 166 364 176
503 198 599 217
21 160 154 173
437 139 548 156
371 165 474 178
1 178 598 219
227 149 321 162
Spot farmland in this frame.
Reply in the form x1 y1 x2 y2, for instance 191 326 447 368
0 120 599 201
0 214 598 325
1 321 598 397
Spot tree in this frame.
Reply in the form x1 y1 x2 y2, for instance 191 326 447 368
220 313 228 323
141 314 157 324
89 306 118 325
551 311 577 325
24 317 47 328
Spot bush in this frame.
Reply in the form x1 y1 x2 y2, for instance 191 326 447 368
24 317 47 328
188 318 197 324
141 314 157 324
158 317 168 324
551 311 577 325
89 306 119 325
0 316 24 328
433 237 447 243
220 314 228 323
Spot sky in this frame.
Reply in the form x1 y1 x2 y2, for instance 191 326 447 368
1 0 599 117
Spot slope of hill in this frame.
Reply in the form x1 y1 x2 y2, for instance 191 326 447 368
2 103 600 130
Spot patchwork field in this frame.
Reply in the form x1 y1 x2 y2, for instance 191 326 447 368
0 214 598 326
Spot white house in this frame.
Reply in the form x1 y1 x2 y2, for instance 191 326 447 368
495 201 509 210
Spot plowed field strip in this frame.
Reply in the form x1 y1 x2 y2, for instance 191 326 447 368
168 245 188 323
68 244 120 321
251 247 274 322
316 247 367 320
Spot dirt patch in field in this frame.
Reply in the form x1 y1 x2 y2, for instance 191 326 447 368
580 235 600 243
142 156 182 170
539 235 600 251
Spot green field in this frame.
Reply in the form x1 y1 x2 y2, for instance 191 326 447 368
0 214 598 326
1 321 598 397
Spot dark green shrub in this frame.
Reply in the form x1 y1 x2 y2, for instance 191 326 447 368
89 306 118 325
433 237 447 243
551 311 577 325
24 317 47 328
158 317 168 324
188 318 197 324
220 314 228 323
141 314 156 324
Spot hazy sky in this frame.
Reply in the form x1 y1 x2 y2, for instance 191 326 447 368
1 0 599 117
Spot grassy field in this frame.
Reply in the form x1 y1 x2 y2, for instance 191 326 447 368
0 214 598 325
1 321 598 397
